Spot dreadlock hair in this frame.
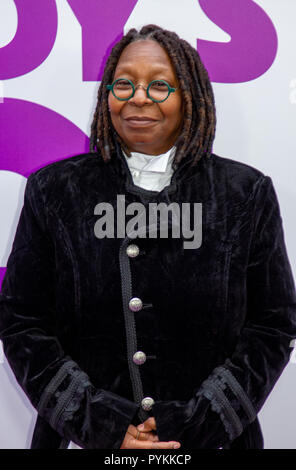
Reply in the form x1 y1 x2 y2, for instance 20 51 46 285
89 24 216 167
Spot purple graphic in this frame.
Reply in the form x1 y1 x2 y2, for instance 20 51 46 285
197 0 278 83
0 0 58 80
0 98 89 288
0 98 89 176
0 0 278 83
67 0 138 81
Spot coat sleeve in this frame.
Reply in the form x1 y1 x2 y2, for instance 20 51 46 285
0 173 138 449
152 175 296 449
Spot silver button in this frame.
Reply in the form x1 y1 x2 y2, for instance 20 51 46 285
126 244 140 258
133 351 147 365
141 397 155 411
129 297 143 312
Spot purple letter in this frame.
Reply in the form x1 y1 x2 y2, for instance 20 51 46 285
0 98 89 176
0 0 58 80
67 0 138 81
197 0 278 83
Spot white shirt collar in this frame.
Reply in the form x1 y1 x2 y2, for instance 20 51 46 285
122 146 176 173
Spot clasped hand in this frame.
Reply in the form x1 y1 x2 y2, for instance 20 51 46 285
120 417 181 449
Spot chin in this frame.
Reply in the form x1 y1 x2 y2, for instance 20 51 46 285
126 136 156 147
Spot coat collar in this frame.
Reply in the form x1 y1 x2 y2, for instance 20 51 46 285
106 140 211 200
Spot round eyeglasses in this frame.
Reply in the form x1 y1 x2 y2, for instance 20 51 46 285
107 78 178 103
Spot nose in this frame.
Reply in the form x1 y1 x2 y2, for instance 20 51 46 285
129 85 152 106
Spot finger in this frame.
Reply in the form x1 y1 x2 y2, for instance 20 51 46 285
137 432 159 442
130 439 181 450
122 432 159 449
137 417 157 432
137 431 157 442
127 426 157 442
127 424 138 435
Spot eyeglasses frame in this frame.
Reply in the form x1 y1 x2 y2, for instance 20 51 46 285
107 78 178 103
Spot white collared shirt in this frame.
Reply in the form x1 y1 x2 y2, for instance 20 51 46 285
122 146 176 191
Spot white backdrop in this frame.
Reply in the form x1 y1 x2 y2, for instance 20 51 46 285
0 0 295 449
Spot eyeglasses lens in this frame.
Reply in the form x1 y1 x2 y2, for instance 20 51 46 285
113 80 170 102
148 81 170 102
113 80 134 100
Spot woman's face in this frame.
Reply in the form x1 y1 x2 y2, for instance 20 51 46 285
108 40 183 155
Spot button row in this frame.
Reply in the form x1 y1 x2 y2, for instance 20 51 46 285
126 244 154 411
127 244 142 311
132 354 154 410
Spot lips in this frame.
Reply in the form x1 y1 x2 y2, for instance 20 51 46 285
124 116 158 127
125 116 157 121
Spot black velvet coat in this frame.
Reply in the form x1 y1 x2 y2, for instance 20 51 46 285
0 145 296 449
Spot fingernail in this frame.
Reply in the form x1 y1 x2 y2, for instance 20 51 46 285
137 424 145 431
173 443 181 449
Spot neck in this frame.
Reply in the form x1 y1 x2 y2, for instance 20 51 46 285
124 142 176 157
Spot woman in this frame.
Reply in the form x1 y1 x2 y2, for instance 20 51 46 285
0 24 296 449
